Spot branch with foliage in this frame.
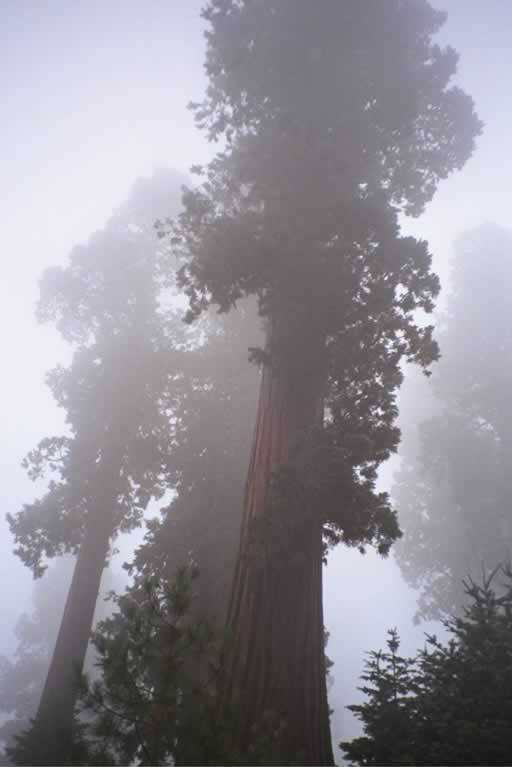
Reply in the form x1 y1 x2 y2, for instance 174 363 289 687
157 2 481 760
341 566 512 766
78 565 294 766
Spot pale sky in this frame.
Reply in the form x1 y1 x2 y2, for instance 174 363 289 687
2 0 512 748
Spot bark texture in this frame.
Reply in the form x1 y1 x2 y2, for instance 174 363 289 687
224 319 334 765
32 484 118 765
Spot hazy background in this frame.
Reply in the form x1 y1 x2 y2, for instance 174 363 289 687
2 0 511 748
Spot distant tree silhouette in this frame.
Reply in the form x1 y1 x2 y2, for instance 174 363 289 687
0 558 122 764
0 558 73 764
128 301 261 628
394 224 512 620
7 170 187 765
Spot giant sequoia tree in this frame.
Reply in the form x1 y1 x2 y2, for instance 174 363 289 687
167 1 481 762
394 224 512 620
8 170 186 765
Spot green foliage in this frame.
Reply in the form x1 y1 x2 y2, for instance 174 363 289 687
341 567 512 766
7 169 187 577
78 564 217 765
341 630 419 766
160 0 481 558
394 224 512 620
193 1 479 214
77 565 294 766
175 0 480 313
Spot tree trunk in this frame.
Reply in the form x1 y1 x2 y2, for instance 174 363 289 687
224 319 334 765
31 495 117 764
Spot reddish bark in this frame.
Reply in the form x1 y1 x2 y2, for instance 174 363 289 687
224 319 334 765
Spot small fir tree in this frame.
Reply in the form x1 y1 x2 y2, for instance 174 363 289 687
341 567 512 766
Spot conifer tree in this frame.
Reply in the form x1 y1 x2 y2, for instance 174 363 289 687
8 170 186 765
394 224 512 620
166 1 481 761
341 567 512 766
77 565 221 767
77 564 292 766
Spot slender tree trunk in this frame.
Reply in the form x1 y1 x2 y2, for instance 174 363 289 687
224 318 334 765
31 495 117 764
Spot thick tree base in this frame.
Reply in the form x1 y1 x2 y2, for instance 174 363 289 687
223 321 334 766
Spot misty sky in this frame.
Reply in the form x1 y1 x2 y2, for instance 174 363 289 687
2 0 512 747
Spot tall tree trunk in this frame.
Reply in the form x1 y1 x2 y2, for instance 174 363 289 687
224 319 334 765
31 496 117 765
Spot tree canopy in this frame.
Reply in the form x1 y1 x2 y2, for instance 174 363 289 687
7 170 193 765
8 169 189 577
341 567 512 766
4 2 486 764
166 0 482 556
160 2 481 762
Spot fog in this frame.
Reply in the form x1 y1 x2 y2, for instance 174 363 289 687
2 0 512 762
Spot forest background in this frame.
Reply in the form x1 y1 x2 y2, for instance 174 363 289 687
1 0 510 750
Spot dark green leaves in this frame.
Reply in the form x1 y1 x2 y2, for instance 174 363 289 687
341 568 512 766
